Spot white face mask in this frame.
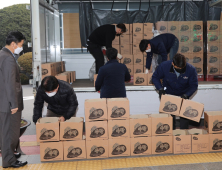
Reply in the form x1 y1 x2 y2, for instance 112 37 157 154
146 48 151 53
14 46 23 54
46 91 57 97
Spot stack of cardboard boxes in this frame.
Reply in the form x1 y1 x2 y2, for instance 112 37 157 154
133 73 153 86
37 117 84 162
41 61 76 83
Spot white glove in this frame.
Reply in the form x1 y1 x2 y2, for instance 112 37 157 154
145 69 149 74
117 53 123 60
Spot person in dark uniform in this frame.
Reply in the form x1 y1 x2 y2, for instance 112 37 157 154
152 53 198 130
87 24 126 74
95 48 131 98
139 33 179 73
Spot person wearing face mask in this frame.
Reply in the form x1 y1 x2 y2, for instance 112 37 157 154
87 24 126 74
33 76 78 124
0 31 27 168
152 53 198 130
139 33 179 73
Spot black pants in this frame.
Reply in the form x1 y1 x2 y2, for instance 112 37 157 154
172 115 190 130
87 43 104 74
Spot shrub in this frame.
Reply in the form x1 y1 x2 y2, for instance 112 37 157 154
20 73 29 85
18 52 32 75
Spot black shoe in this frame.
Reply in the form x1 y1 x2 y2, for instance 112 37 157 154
14 152 21 159
3 160 28 168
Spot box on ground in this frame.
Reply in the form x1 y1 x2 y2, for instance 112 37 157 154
133 65 144 74
134 54 144 65
150 114 173 136
204 111 222 134
159 94 183 116
85 98 107 121
40 142 63 162
147 73 153 86
191 21 203 32
36 117 60 143
130 114 151 137
109 138 131 157
120 44 132 55
131 137 152 156
179 99 204 122
107 98 130 120
209 134 222 152
86 139 108 159
86 120 108 140
121 55 133 65
63 140 86 160
144 23 153 34
207 21 220 32
188 129 209 153
155 21 168 33
151 136 173 155
94 74 97 87
125 64 134 76
60 117 83 141
42 63 55 78
108 119 130 139
192 63 203 75
55 73 70 83
179 21 191 32
133 23 144 34
133 73 147 86
173 129 191 154
207 64 220 75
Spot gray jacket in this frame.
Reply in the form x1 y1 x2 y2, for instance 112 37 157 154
0 47 23 113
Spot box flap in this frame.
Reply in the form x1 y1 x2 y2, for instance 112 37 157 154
65 117 83 123
130 114 149 119
173 129 188 136
39 117 59 123
85 98 106 102
150 113 169 118
188 128 208 135
205 111 222 116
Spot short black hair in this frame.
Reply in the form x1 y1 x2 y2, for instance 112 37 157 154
173 53 186 68
116 24 126 33
41 76 59 92
106 48 118 60
139 39 150 52
6 31 26 45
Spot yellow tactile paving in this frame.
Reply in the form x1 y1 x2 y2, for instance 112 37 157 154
26 163 53 170
194 153 222 163
21 141 39 147
149 155 176 166
126 157 152 167
77 160 102 170
215 152 222 159
51 162 77 170
102 158 128 169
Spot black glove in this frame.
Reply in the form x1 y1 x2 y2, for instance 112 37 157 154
159 88 165 99
181 94 189 99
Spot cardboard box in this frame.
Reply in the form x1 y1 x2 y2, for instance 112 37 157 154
133 33 144 45
94 74 97 87
55 73 69 83
207 21 219 32
61 61 65 72
36 117 60 143
121 54 133 65
168 21 179 33
187 54 203 64
40 142 63 162
42 63 54 78
112 36 120 45
84 98 108 122
192 63 203 75
112 44 120 53
108 119 130 139
173 129 191 154
179 100 204 122
133 65 144 74
150 114 173 136
207 64 220 75
133 73 147 86
155 21 168 33
133 44 142 55
179 32 191 43
179 21 191 32
120 44 132 55
207 54 220 64
86 120 108 140
107 98 130 120
209 134 222 152
130 114 151 137
134 54 144 65
125 64 134 76
147 73 154 86
188 129 209 153
133 23 144 34
143 33 153 40
108 138 131 157
191 21 203 32
144 23 153 34
63 140 86 160
179 43 191 54
86 139 108 159
159 95 183 116
207 43 219 53
151 136 173 155
60 117 83 141
204 111 222 134
130 137 152 156
120 34 130 45
124 24 131 35
208 32 220 43
191 32 203 43
192 43 203 53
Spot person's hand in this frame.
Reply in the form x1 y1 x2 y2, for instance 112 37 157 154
159 89 165 99
117 53 123 60
58 116 65 122
181 94 189 99
145 69 149 74
11 108 18 114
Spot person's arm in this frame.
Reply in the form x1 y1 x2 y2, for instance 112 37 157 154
152 63 165 90
146 52 153 70
184 68 198 98
33 89 45 123
157 42 168 62
95 68 105 91
63 88 79 120
125 65 131 82
106 33 115 49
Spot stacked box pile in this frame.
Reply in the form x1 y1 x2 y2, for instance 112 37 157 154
41 61 76 83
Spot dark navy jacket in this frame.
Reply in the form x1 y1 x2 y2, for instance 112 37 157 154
95 59 131 98
146 33 176 69
152 60 198 97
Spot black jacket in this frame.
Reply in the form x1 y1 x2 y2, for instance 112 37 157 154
146 33 176 69
95 59 131 98
88 24 116 48
33 80 78 123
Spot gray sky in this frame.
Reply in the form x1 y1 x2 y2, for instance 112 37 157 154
0 0 30 9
